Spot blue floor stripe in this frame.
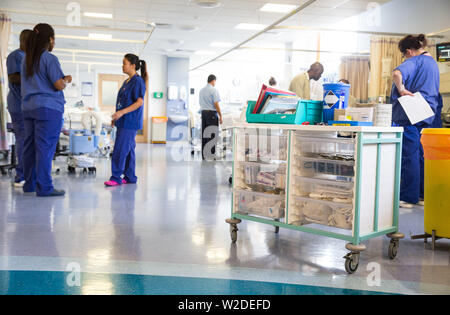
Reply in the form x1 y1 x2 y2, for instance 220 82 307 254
0 271 396 295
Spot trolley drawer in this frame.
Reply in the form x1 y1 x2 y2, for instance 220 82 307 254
237 134 289 162
238 162 287 191
289 196 353 230
291 176 354 203
292 156 355 181
233 189 285 219
293 134 356 158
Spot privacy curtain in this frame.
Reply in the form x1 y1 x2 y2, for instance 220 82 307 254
340 56 370 103
0 12 11 150
368 36 403 103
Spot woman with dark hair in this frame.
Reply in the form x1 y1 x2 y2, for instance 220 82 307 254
391 34 440 208
104 54 147 186
21 23 71 197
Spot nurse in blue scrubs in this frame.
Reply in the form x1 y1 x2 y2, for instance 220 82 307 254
21 24 72 197
391 34 440 208
104 54 147 187
6 29 32 187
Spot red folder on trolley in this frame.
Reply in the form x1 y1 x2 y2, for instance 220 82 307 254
252 85 297 114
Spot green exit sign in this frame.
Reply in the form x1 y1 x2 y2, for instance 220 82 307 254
153 92 163 99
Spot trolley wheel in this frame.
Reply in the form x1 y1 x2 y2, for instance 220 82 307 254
275 226 280 234
230 224 238 243
344 253 360 274
88 167 96 174
68 166 76 174
228 176 233 185
82 168 88 175
388 239 399 260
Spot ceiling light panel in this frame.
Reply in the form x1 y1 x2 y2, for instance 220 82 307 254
235 23 267 31
210 41 233 47
83 12 113 19
260 3 298 13
88 33 113 40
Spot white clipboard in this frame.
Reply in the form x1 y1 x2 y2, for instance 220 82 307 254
398 92 435 125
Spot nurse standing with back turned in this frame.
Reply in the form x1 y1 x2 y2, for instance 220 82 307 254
391 34 440 208
104 54 147 187
22 23 71 197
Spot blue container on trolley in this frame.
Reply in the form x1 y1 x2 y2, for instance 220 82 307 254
323 83 351 123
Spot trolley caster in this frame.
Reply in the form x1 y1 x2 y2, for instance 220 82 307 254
344 252 360 274
226 218 241 244
82 168 88 175
274 219 280 234
387 232 404 259
344 243 366 274
388 239 399 260
88 167 96 174
228 176 232 185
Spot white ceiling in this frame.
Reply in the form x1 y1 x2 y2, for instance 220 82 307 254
1 0 393 67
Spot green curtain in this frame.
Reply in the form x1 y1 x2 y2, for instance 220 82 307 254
0 12 11 150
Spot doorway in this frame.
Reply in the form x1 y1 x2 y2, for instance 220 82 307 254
98 74 149 143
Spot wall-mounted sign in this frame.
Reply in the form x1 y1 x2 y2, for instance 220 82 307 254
153 92 164 99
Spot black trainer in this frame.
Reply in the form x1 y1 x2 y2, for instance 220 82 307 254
37 189 66 197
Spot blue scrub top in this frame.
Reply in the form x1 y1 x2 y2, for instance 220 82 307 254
6 49 25 114
115 74 146 130
391 55 440 126
21 50 66 116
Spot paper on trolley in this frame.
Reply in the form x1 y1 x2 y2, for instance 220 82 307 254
398 92 435 125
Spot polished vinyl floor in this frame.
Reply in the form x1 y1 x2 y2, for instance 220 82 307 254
0 144 449 295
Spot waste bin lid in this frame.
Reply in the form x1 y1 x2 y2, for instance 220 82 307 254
422 128 450 135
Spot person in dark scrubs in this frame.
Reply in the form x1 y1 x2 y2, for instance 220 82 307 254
6 29 32 187
104 54 147 187
391 34 440 208
21 24 72 197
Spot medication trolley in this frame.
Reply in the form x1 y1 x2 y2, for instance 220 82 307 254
226 123 404 274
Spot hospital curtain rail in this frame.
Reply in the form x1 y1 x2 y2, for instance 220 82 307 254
0 12 11 151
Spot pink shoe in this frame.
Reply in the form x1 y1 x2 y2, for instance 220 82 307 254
104 180 120 187
122 179 128 184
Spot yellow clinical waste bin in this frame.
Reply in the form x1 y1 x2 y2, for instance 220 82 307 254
421 129 450 238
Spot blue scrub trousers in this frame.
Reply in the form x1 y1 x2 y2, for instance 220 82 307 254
110 128 137 185
400 125 426 204
22 116 62 196
8 111 25 183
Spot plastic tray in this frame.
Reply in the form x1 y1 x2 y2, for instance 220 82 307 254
293 135 356 157
233 189 285 219
291 176 354 203
246 100 323 125
292 156 355 181
289 196 353 230
238 162 287 190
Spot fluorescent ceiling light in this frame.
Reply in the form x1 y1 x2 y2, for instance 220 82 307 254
195 50 216 55
210 41 233 48
84 12 113 19
194 0 221 8
235 23 267 31
260 3 298 13
89 33 112 40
